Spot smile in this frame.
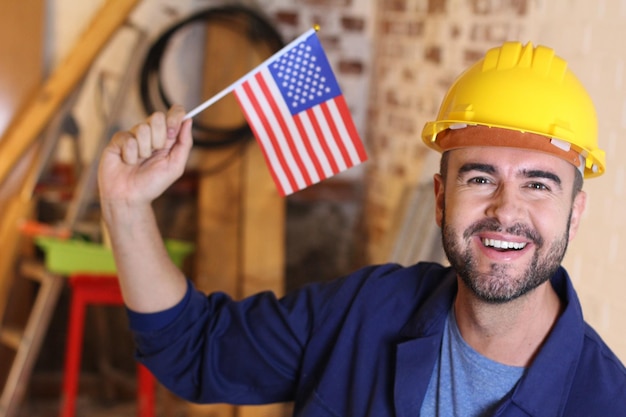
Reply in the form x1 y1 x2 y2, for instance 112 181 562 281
481 238 527 250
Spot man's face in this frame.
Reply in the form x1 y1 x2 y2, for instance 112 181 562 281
434 131 586 304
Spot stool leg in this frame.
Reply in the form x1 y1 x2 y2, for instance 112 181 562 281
59 287 86 417
137 364 155 417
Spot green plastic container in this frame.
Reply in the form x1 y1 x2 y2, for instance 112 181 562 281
35 237 194 275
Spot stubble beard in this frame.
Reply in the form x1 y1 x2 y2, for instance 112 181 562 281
441 210 571 304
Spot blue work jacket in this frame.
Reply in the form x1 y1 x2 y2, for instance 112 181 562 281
131 262 626 416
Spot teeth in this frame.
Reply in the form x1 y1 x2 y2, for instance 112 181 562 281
482 238 527 250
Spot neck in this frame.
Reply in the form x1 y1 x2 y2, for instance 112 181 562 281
453 279 563 367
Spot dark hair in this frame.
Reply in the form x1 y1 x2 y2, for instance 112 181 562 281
439 151 584 199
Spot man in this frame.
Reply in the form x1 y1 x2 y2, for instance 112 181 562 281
98 42 626 415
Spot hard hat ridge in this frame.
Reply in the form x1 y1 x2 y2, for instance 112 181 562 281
422 41 605 178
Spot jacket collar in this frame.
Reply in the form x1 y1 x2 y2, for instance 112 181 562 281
506 267 584 417
394 267 457 417
393 265 585 417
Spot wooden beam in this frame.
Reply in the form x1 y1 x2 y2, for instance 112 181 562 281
0 0 140 186
191 16 287 417
191 19 251 417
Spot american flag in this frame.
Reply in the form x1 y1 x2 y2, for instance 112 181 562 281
233 30 367 196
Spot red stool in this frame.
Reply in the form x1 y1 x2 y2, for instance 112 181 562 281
60 274 155 417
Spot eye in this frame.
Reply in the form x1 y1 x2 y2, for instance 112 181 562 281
526 182 550 191
469 176 491 185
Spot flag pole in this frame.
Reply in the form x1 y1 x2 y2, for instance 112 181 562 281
184 26 319 120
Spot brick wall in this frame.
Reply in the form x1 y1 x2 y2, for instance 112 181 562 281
530 0 626 363
366 0 626 362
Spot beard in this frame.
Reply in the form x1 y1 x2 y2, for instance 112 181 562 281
441 210 571 304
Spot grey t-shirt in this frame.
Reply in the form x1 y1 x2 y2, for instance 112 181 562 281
420 309 525 416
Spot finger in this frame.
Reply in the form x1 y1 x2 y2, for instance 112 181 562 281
109 130 139 165
166 104 187 139
122 137 139 165
131 122 153 159
148 111 167 150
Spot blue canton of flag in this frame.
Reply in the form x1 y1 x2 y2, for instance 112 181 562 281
269 35 342 116
233 29 367 196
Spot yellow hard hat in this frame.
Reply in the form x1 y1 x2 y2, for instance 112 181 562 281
422 41 605 178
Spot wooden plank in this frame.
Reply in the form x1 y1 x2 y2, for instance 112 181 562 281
191 17 287 417
0 149 38 330
0 0 140 186
190 19 250 417
0 327 23 351
0 0 45 137
194 21 250 296
0 266 64 417
239 144 287 417
0 0 45 392
241 143 285 298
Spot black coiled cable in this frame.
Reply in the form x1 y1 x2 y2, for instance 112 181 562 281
139 5 284 148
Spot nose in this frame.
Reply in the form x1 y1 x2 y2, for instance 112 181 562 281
485 183 524 225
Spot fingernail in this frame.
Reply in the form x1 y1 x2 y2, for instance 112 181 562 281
167 127 176 137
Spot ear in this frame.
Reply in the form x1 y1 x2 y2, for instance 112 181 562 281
567 190 587 241
434 173 445 227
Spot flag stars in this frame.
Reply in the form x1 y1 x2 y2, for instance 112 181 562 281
269 37 339 111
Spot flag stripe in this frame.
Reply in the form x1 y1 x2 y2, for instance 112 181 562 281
320 101 351 169
237 80 296 194
303 108 341 175
247 74 304 190
257 70 322 185
311 104 346 172
295 113 335 178
333 94 368 163
292 115 325 182
253 72 312 187
234 85 290 195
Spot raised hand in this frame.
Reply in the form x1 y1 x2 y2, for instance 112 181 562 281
98 104 193 206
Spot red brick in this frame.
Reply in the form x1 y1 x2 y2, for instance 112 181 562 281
274 10 299 26
300 0 351 6
469 0 528 16
381 0 407 12
464 48 487 64
341 16 365 31
381 19 424 36
450 23 462 39
424 46 442 64
428 0 447 14
338 60 364 75
470 22 512 43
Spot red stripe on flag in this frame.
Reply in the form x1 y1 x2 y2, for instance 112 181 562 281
255 73 313 187
242 78 298 194
334 94 368 163
320 100 352 168
304 108 340 175
234 88 287 196
292 116 326 181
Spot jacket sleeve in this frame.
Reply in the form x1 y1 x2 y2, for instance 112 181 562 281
129 264 398 405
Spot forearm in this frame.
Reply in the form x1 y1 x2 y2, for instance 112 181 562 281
101 199 187 313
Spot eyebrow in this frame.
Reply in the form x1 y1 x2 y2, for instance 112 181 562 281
522 169 562 187
458 163 495 175
458 163 563 187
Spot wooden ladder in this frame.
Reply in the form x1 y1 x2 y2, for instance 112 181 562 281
0 261 64 417
0 2 141 415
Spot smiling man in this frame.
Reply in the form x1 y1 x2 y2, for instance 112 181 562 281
98 41 626 416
